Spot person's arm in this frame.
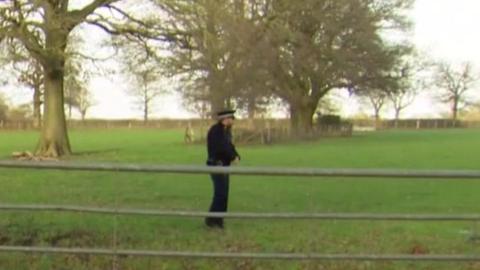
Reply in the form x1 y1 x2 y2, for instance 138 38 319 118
207 128 216 165
232 143 240 161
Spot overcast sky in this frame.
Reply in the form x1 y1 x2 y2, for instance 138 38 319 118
408 0 480 118
4 0 480 119
352 0 480 119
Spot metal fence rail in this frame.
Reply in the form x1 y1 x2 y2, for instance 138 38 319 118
1 246 480 262
1 160 480 263
1 204 480 221
0 160 480 179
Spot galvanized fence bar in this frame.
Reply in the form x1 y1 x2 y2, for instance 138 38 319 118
1 160 480 263
1 204 480 221
0 160 480 179
0 246 479 262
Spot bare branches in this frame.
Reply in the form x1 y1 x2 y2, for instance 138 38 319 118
388 88 416 120
361 89 388 121
68 0 119 26
434 62 479 119
0 1 47 62
385 55 428 120
0 0 184 156
1 0 171 65
118 40 166 121
435 62 477 99
85 10 187 48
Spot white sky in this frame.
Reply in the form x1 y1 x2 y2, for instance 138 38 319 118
406 0 480 118
3 0 480 119
345 0 480 119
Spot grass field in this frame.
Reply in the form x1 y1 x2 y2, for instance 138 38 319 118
0 128 479 270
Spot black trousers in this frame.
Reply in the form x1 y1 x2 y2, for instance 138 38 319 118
206 172 230 226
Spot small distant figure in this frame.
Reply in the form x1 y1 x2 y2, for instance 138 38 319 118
184 122 195 144
205 109 240 229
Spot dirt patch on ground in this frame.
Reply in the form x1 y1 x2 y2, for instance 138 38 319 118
1 224 41 246
0 232 10 245
409 242 430 255
0 225 102 267
0 223 97 248
46 229 96 247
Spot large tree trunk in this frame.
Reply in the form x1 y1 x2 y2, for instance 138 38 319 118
143 85 149 123
81 110 87 121
394 109 401 121
33 86 42 128
34 14 72 157
289 102 316 137
36 67 72 157
247 96 256 120
210 94 228 118
374 110 381 129
452 99 459 121
144 103 149 122
394 109 401 129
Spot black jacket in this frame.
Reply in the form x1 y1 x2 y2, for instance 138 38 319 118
207 122 240 166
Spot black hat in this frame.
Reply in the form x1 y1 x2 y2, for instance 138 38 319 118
217 109 236 120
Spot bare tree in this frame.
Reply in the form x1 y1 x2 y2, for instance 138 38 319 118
3 40 91 125
387 58 427 124
0 0 170 157
1 41 44 127
64 52 88 120
389 88 416 122
120 43 165 122
77 84 95 121
127 71 165 122
160 0 274 118
434 62 479 120
257 0 413 135
16 61 44 127
361 90 388 124
161 0 413 135
64 62 95 121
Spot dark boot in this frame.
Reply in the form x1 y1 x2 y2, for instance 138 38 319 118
205 217 224 229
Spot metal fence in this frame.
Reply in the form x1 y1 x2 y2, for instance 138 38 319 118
0 160 480 263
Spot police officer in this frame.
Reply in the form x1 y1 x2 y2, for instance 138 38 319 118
205 110 240 229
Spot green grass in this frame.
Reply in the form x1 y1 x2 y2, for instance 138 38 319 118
0 128 480 269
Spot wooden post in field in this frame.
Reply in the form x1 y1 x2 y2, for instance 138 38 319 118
184 122 194 144
265 122 272 144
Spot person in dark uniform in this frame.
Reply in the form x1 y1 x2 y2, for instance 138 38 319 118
205 110 240 229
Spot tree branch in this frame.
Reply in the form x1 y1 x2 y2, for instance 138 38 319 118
68 0 119 25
